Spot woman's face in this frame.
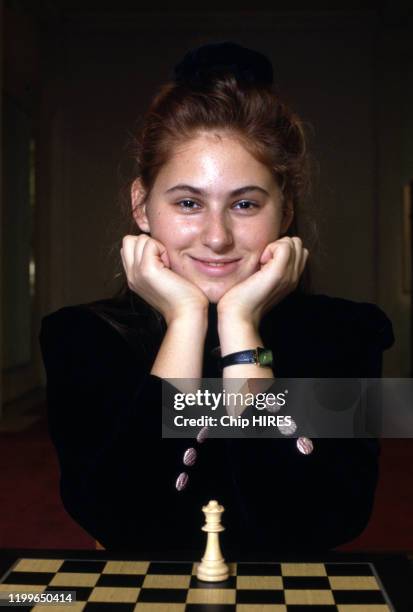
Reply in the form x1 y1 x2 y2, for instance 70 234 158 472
134 131 292 303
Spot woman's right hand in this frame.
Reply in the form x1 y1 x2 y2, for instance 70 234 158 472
121 235 209 325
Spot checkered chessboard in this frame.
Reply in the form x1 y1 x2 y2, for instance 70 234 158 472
0 557 394 610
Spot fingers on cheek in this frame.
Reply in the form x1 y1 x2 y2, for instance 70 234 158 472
262 242 275 260
272 243 292 279
291 240 299 267
134 246 144 268
161 249 171 268
120 248 131 278
302 249 309 272
121 243 137 285
293 245 303 280
285 241 296 281
273 239 306 288
282 241 294 262
122 237 138 271
290 238 304 277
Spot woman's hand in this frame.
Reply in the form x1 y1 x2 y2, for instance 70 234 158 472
217 236 309 329
121 235 209 325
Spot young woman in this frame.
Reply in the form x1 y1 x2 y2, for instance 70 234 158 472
40 42 394 554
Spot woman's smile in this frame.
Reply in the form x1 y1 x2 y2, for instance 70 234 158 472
188 255 242 277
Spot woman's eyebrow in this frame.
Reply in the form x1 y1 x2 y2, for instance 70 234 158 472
165 184 270 197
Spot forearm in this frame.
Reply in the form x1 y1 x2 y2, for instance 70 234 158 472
150 311 208 379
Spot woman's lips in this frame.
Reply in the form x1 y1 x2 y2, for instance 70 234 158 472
189 256 241 277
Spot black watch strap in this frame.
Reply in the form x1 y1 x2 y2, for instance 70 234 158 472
220 347 273 369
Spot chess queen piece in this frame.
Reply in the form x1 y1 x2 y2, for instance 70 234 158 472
196 500 229 582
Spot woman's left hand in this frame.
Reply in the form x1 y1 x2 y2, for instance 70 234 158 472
217 236 309 329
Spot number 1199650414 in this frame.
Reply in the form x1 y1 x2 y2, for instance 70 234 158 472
1 591 75 605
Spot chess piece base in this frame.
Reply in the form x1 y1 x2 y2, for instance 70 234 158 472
196 559 229 582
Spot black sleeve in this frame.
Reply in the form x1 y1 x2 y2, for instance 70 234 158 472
39 306 178 549
227 302 395 552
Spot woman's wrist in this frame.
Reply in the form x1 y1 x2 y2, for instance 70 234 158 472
217 314 261 355
166 305 209 331
217 317 274 379
217 304 261 331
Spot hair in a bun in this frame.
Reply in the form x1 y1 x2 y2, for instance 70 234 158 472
173 41 274 89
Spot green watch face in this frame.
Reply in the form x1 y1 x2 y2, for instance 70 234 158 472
257 348 273 367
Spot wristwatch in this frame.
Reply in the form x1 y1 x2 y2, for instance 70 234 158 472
219 347 273 369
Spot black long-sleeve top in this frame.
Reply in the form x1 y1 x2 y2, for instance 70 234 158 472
39 290 394 555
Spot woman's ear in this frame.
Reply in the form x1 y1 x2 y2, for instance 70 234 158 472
131 178 150 233
280 200 294 234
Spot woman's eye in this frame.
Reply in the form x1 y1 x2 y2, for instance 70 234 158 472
234 200 258 211
177 199 200 211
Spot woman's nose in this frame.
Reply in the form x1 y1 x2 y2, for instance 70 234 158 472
201 213 234 251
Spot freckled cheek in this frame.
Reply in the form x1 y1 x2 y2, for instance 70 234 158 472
159 225 199 275
239 230 274 263
171 228 198 260
153 219 196 248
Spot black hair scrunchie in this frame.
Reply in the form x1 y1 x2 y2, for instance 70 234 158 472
173 41 274 89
